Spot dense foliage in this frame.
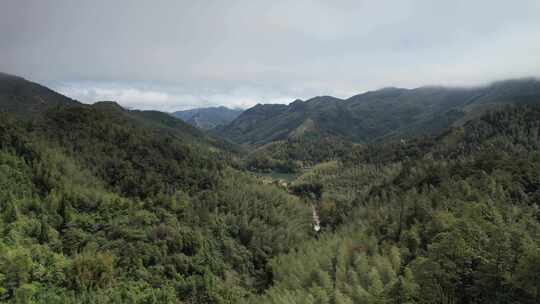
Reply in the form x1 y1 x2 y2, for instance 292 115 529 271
0 106 311 303
1 73 540 304
245 137 355 173
252 106 540 304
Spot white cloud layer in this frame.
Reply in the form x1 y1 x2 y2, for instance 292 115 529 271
56 83 295 111
1 0 540 110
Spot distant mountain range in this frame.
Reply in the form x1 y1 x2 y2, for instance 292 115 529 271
4 72 540 150
172 106 243 130
218 78 540 145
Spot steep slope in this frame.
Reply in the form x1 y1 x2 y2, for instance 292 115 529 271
0 72 79 116
0 74 236 153
219 78 540 145
93 101 233 151
172 106 243 130
220 98 344 145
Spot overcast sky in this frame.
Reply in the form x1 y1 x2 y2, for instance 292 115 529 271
1 0 540 111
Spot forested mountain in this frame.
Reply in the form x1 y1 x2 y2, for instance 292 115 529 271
219 78 540 145
94 102 237 152
0 74 234 152
0 73 78 117
1 74 540 304
0 76 311 303
173 106 243 130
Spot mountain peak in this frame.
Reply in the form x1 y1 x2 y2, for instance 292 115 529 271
0 72 79 117
0 72 25 80
92 101 124 111
172 106 243 130
219 78 540 145
306 96 343 103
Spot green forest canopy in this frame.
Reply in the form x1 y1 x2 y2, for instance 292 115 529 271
0 89 539 303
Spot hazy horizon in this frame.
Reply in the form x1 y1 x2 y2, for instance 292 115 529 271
3 70 540 112
1 0 539 111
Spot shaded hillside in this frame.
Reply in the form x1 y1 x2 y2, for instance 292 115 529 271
219 78 540 145
0 72 78 116
0 74 237 153
173 106 243 130
94 101 238 152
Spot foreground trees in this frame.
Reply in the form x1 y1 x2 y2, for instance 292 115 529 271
0 108 311 303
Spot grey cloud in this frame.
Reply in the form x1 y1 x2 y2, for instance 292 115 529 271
1 0 539 110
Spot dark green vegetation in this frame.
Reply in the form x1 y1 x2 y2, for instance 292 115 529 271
173 107 243 130
0 73 78 117
0 74 235 153
0 75 310 303
219 78 540 146
1 74 540 303
245 137 356 174
251 105 540 304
